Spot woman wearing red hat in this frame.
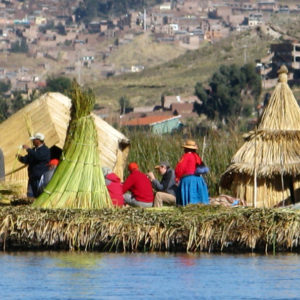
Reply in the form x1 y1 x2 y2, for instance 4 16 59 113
123 162 154 207
175 139 209 206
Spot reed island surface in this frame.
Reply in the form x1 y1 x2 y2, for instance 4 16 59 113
1 204 300 254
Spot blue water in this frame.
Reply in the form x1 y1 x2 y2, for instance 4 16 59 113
0 252 299 300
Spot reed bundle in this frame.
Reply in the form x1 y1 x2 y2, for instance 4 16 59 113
33 81 112 209
1 205 300 253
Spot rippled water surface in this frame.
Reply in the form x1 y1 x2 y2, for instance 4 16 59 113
0 252 299 300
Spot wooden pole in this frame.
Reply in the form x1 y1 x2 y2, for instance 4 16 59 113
253 128 257 208
201 135 206 160
280 146 285 207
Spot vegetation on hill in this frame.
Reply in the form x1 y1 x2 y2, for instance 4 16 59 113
194 63 261 125
75 0 163 22
93 29 273 108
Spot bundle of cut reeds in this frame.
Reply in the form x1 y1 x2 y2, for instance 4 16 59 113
33 81 112 209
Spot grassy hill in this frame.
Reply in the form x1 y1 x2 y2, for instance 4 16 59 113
93 29 274 109
106 33 186 69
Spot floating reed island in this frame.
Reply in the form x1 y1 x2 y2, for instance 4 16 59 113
1 205 300 253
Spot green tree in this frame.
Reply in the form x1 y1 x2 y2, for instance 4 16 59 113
56 22 66 35
0 80 11 94
0 97 9 122
10 38 28 53
119 96 131 114
195 64 261 123
44 76 72 94
11 91 25 113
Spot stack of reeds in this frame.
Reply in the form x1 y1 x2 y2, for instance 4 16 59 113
33 81 112 209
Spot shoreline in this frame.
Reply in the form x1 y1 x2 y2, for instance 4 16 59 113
1 205 300 253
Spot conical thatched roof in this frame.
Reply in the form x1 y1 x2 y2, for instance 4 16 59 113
221 65 300 187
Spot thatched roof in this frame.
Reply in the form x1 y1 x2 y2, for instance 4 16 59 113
0 92 129 180
221 66 300 187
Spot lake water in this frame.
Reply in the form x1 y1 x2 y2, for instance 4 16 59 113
0 252 299 300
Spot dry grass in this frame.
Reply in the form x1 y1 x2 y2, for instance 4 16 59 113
106 32 186 69
1 205 300 253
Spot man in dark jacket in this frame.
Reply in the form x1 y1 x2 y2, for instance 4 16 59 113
147 161 177 207
18 132 50 198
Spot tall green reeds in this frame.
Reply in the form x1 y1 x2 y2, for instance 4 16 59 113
123 129 241 196
33 81 112 209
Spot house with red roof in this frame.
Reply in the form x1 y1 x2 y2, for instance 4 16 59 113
121 115 182 134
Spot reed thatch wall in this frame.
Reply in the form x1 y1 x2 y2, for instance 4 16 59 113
221 66 300 207
1 205 300 253
229 174 300 207
0 92 129 195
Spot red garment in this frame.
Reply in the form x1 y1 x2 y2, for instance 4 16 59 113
175 152 202 181
123 169 154 203
106 173 124 207
128 162 139 172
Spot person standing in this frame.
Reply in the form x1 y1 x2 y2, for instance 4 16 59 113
147 161 177 207
18 132 50 198
175 139 209 206
123 162 154 207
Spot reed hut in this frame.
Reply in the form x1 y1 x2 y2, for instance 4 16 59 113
220 65 300 208
0 92 129 196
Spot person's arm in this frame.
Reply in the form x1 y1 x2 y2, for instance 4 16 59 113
122 174 133 193
175 154 187 181
151 178 164 191
26 146 50 163
152 169 173 191
18 154 29 164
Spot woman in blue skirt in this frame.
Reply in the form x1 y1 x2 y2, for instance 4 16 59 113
175 139 209 206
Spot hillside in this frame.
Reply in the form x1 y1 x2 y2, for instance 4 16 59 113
106 33 186 69
93 29 274 108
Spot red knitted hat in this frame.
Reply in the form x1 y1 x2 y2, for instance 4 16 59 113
128 162 138 172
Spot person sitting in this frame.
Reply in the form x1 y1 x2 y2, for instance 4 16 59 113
102 166 124 207
175 139 209 206
38 158 59 194
123 162 154 208
147 161 177 207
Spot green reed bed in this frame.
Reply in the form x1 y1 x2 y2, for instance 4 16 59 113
124 129 241 196
1 205 300 253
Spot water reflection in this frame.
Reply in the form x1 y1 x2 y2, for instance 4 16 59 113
0 252 300 299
